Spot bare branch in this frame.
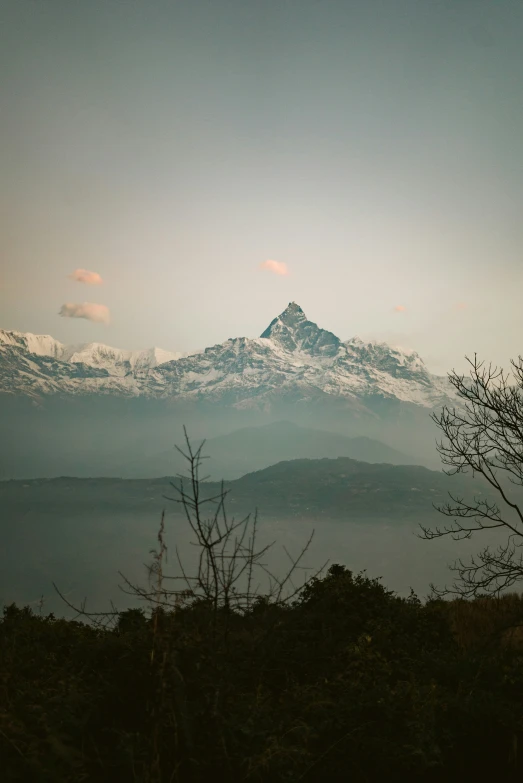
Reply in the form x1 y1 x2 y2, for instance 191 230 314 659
421 353 523 595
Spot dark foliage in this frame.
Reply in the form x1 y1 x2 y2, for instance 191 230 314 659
2 576 523 781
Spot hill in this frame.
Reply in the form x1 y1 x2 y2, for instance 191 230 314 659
0 455 487 522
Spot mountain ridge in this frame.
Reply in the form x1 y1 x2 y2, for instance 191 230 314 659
0 303 455 411
111 419 420 479
0 328 186 374
0 455 489 523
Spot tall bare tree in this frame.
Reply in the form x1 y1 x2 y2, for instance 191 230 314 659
53 427 327 782
420 354 523 597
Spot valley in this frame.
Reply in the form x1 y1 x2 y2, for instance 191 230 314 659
0 455 508 619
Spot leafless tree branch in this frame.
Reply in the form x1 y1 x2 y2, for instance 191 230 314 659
420 354 523 596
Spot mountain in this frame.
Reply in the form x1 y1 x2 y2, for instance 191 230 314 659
224 457 492 521
0 329 186 394
0 303 454 409
114 420 419 479
143 302 453 411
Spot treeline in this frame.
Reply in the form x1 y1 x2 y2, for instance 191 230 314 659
2 571 523 782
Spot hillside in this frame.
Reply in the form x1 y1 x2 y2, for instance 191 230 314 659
0 456 489 522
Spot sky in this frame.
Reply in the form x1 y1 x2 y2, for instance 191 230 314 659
1 0 522 375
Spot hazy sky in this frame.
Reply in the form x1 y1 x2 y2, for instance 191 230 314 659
1 0 522 375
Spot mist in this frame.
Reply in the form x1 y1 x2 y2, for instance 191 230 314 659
0 393 443 480
0 502 507 623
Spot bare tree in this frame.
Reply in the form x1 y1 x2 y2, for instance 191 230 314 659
54 426 327 623
116 426 328 619
419 354 523 597
52 427 328 781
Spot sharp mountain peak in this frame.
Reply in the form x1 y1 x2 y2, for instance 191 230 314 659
260 302 340 356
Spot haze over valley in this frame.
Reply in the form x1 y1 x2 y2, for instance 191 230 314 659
1 455 511 620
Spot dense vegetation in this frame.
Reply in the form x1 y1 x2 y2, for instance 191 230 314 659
3 570 523 781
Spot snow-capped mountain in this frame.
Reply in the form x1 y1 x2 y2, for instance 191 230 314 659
0 303 454 409
57 342 185 373
0 329 184 371
0 329 187 395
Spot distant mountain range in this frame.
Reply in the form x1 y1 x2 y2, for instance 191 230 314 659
0 328 187 390
0 302 453 410
114 420 420 479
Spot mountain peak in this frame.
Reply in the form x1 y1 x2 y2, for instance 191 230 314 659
281 301 306 319
260 302 307 335
260 303 340 356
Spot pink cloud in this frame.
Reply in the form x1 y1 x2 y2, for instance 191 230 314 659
260 259 289 276
59 302 110 324
393 305 406 312
456 302 467 310
69 268 103 285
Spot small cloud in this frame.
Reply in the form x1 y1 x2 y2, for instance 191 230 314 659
260 259 289 276
69 268 103 285
455 302 467 310
59 302 110 324
393 305 406 312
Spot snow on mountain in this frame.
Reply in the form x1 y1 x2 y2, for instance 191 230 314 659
0 329 186 395
58 341 184 375
0 304 455 409
0 329 183 371
0 329 66 359
144 303 453 409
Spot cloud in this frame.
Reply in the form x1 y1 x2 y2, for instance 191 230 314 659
59 302 110 324
393 305 406 312
260 259 289 276
455 302 467 310
69 268 103 285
